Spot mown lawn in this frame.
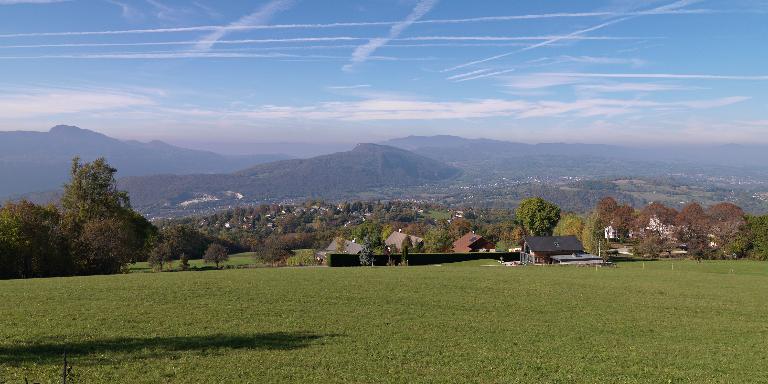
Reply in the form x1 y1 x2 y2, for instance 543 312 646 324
129 252 261 272
2 260 768 383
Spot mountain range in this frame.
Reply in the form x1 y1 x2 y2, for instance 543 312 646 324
5 127 768 217
0 125 289 198
381 135 768 168
118 143 461 212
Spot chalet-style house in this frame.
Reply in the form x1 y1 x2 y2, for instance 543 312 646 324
604 225 619 240
521 236 603 265
316 238 364 262
453 232 495 253
385 230 424 252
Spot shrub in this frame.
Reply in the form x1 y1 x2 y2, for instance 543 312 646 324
286 250 318 267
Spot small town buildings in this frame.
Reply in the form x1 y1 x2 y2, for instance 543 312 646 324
385 230 424 252
521 235 601 264
453 232 495 253
604 225 619 240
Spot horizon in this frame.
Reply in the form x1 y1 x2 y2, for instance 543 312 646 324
7 124 768 158
0 0 766 146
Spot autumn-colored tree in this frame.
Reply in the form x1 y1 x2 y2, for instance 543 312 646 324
203 243 229 268
707 202 746 253
675 202 712 260
582 213 609 257
449 218 473 241
595 197 634 240
635 202 678 236
424 221 454 252
553 213 586 241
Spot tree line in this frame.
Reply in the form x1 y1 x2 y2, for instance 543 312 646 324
3 157 768 280
0 158 236 279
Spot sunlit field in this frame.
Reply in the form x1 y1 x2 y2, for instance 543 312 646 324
2 260 768 383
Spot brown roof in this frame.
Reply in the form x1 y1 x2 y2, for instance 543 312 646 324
453 232 495 253
385 231 424 250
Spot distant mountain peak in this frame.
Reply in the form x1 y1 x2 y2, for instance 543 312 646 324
49 125 105 138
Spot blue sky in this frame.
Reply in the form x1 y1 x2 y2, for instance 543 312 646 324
0 0 766 151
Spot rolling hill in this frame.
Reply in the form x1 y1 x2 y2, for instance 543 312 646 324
118 143 462 212
0 125 289 198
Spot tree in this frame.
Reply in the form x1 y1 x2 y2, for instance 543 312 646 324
258 236 292 266
61 157 155 275
635 202 677 237
553 213 585 241
633 233 668 258
596 197 635 241
179 253 190 271
675 202 712 260
61 157 130 222
203 243 229 268
596 197 620 224
744 215 768 260
75 218 137 275
148 241 173 271
582 213 609 258
516 197 561 236
424 221 454 252
401 235 413 266
359 235 375 266
449 218 472 241
0 201 69 279
707 203 746 254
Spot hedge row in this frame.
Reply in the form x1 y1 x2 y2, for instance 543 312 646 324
326 252 520 267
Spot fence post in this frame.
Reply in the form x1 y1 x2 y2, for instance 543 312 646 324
61 352 67 384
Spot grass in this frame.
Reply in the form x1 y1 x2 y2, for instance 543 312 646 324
129 252 261 272
2 260 768 383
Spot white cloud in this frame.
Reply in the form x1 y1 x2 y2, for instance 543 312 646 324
193 0 294 52
344 0 438 71
504 74 586 89
327 84 371 90
576 82 695 92
0 0 68 4
443 0 701 72
540 72 768 80
174 95 749 122
0 88 154 118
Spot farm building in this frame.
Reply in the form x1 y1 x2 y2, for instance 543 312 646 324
521 236 601 264
453 232 495 253
385 230 424 252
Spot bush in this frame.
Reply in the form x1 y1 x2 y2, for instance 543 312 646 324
286 250 318 266
327 252 520 267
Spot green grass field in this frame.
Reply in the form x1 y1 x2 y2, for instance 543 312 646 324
2 260 768 383
129 252 260 272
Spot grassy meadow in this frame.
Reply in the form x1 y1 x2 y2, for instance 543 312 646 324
2 260 768 383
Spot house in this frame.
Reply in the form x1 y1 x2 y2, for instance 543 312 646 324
521 236 597 264
604 225 619 240
453 232 495 253
315 238 364 262
385 230 424 252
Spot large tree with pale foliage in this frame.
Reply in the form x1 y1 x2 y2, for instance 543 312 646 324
516 197 561 236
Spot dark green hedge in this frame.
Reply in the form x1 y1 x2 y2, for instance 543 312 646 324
327 252 519 267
